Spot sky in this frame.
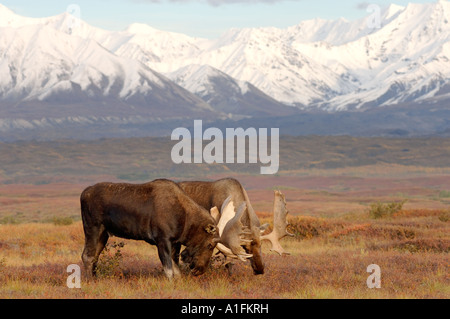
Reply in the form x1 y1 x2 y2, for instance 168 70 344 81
1 0 440 38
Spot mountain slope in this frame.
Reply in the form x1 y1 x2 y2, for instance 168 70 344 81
315 1 450 109
168 64 298 118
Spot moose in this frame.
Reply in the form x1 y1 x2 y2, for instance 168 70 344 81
178 178 293 275
80 179 251 279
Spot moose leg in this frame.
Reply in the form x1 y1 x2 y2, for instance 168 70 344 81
157 239 174 279
225 261 234 275
82 225 109 278
171 242 182 277
171 242 181 265
246 246 265 275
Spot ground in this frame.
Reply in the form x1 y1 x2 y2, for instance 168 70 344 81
0 136 448 298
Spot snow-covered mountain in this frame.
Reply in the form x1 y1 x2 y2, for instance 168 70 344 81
104 1 450 110
0 4 216 124
0 1 449 139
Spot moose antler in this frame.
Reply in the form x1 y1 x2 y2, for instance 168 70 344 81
216 195 234 233
260 190 294 256
210 206 221 224
214 198 253 262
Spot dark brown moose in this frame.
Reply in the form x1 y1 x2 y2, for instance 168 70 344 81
80 179 247 279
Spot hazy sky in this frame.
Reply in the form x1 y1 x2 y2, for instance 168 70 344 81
2 0 440 38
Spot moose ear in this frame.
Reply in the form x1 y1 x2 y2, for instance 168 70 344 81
204 224 217 234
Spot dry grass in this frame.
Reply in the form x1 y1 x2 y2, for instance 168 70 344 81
0 206 448 299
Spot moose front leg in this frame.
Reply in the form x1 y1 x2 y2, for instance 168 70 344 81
225 261 234 275
157 239 175 279
171 242 182 277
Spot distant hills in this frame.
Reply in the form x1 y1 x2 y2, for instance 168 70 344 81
1 136 450 184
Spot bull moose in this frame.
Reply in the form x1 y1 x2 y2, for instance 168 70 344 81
80 179 249 279
178 178 293 275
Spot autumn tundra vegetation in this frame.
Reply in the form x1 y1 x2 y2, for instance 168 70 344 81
0 136 449 298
